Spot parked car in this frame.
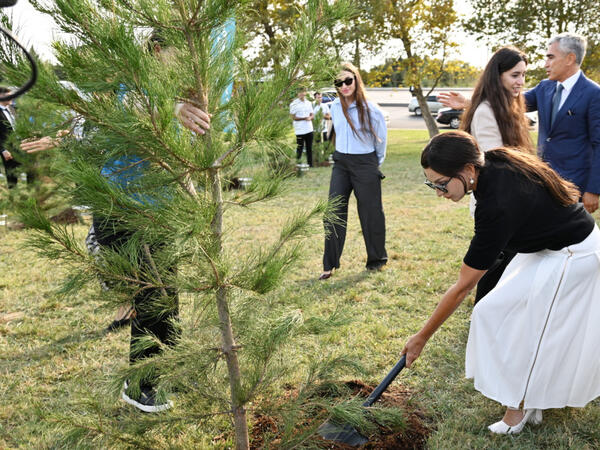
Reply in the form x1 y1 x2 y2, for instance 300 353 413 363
436 107 462 129
525 111 537 128
408 95 444 116
320 89 338 104
318 88 390 126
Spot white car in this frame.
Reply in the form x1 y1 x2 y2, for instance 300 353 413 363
408 95 444 116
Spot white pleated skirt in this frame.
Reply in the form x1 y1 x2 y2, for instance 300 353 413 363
465 225 600 410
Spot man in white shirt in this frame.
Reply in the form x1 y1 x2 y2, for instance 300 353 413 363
289 88 314 166
313 92 331 143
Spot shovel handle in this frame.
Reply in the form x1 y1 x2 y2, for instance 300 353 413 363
362 354 406 407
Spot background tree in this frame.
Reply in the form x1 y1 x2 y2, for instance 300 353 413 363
325 0 386 69
0 0 400 448
364 57 479 87
241 0 302 71
465 0 600 84
382 0 458 137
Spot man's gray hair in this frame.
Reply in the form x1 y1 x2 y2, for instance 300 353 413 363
549 33 587 65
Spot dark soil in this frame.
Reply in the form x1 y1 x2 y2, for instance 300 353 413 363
50 207 81 224
249 380 432 449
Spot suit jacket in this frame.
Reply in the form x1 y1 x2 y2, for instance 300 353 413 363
0 108 13 152
524 73 600 194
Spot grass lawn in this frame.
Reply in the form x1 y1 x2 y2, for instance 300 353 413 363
1 129 600 448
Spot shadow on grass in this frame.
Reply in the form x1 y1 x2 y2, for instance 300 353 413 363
296 270 372 290
3 328 107 373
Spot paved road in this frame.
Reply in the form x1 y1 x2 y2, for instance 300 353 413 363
384 106 539 131
385 106 453 130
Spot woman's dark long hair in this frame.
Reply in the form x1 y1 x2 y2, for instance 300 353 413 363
460 46 534 153
421 131 580 206
334 62 380 144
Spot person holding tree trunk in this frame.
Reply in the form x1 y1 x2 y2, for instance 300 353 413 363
404 131 600 435
319 62 388 280
95 33 212 413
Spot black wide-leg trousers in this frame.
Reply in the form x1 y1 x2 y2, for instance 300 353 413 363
323 151 387 271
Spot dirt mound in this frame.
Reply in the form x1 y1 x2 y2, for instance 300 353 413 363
249 380 432 449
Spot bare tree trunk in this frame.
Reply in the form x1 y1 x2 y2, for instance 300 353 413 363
353 36 361 69
210 167 250 450
412 87 439 138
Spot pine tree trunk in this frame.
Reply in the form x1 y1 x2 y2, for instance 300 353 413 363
210 167 250 450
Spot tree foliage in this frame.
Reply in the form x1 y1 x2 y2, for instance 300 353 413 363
465 0 600 83
240 0 302 71
365 57 479 87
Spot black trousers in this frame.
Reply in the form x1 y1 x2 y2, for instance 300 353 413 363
474 250 516 304
0 153 35 189
323 151 387 271
93 217 179 368
296 132 313 167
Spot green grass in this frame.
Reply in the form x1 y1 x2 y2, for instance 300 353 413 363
1 129 599 448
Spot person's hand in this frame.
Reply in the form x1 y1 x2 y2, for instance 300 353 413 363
438 92 468 110
176 102 211 135
582 192 599 213
2 150 12 160
401 333 428 368
21 136 58 153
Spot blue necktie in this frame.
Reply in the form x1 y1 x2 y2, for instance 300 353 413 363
550 83 564 127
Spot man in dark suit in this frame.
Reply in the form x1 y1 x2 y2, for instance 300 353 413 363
524 33 600 213
0 86 20 189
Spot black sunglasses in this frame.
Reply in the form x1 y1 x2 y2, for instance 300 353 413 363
334 77 354 88
424 177 452 193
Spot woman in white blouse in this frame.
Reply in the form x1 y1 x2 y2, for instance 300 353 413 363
461 46 534 153
441 46 536 303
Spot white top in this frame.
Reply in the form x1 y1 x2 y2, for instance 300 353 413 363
313 102 330 132
471 101 502 152
289 98 314 135
469 100 503 217
556 69 582 110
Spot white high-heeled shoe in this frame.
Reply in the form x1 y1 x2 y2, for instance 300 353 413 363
488 408 543 434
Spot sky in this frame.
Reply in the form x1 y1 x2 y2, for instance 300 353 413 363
5 0 492 69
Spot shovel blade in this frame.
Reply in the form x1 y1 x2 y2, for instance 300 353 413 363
317 420 368 446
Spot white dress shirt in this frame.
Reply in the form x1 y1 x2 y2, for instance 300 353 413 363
330 98 387 165
556 70 581 110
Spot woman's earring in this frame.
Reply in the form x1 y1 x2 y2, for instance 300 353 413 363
469 178 474 185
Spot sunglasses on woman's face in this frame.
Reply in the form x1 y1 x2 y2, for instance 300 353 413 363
424 177 452 193
334 77 354 88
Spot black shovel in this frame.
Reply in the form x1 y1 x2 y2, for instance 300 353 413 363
317 354 407 446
